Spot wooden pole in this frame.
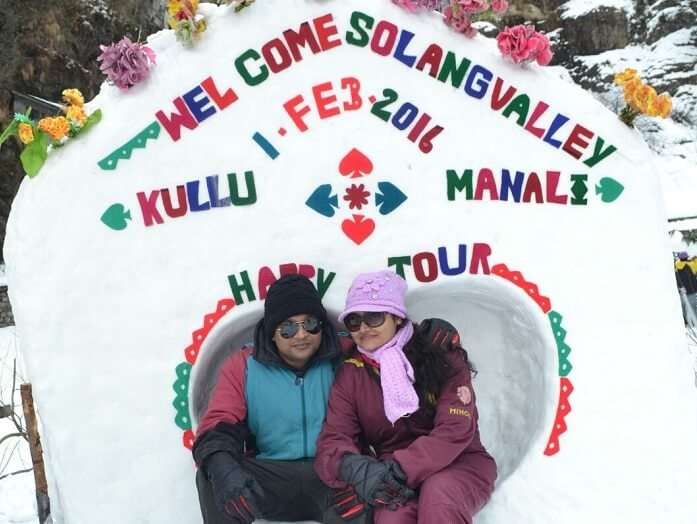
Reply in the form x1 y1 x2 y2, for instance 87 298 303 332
20 384 51 524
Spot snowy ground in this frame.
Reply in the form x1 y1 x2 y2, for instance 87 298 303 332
0 326 38 524
1 322 696 524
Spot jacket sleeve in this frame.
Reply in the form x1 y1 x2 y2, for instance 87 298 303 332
314 363 364 488
192 348 252 467
392 357 479 488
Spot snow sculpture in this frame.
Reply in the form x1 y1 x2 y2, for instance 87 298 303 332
4 1 697 523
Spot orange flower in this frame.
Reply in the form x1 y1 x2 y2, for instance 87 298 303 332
62 89 84 107
623 78 643 108
18 123 34 144
633 84 657 114
38 116 70 141
654 93 672 118
614 68 638 86
66 105 87 126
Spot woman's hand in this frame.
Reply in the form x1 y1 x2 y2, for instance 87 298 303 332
339 454 416 510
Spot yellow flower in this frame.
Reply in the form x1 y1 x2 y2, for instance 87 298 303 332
195 17 207 33
167 0 197 16
634 84 657 114
62 89 84 107
38 116 70 141
623 78 643 108
66 105 87 126
654 93 672 118
614 68 639 86
18 123 34 144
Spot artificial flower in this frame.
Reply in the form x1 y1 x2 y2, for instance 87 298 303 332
497 24 553 66
98 37 157 90
18 123 34 144
491 0 509 12
614 68 638 86
38 116 70 141
66 105 87 126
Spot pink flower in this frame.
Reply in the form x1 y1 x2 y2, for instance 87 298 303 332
444 4 476 36
491 0 509 12
457 0 489 14
98 37 156 90
497 25 553 66
392 0 442 10
527 32 554 65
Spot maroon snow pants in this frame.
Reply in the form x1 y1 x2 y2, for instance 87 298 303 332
373 457 495 524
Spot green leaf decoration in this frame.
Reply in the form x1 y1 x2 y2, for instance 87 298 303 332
595 177 624 203
75 109 102 138
20 131 49 178
0 120 18 149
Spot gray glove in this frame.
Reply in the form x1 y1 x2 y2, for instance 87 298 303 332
339 454 416 510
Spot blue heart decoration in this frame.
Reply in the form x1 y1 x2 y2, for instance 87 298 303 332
375 182 407 215
305 184 339 217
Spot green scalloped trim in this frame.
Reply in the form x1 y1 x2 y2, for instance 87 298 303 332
548 311 572 377
98 121 161 171
172 361 192 430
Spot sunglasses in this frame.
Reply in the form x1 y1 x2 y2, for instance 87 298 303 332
343 311 387 332
276 316 322 339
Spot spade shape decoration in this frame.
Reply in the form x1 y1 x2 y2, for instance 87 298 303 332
595 177 624 203
101 204 132 231
375 182 408 215
339 148 373 178
305 184 339 217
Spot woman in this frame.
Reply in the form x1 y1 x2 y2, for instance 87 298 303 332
315 270 496 524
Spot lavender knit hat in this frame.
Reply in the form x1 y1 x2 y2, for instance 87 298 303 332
338 270 408 322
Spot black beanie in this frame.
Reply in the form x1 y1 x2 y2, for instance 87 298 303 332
263 274 327 341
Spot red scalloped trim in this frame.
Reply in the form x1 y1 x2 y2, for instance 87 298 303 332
491 263 552 313
544 377 574 456
183 429 195 450
184 299 236 364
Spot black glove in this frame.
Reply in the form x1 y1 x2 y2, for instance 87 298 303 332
330 485 367 520
419 318 461 350
204 452 264 523
339 454 416 510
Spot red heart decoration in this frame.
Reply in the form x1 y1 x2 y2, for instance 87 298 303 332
339 148 373 178
341 215 375 245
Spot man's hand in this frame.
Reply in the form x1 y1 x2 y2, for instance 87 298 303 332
419 318 461 350
204 452 264 523
330 485 366 520
339 454 416 510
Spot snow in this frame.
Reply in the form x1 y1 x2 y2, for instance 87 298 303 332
559 0 634 19
3 1 697 523
0 327 37 524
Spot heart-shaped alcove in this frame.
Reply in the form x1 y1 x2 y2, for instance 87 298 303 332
189 275 556 485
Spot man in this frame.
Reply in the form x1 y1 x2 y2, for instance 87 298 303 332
193 274 463 523
193 274 378 523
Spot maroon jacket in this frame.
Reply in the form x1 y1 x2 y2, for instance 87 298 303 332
314 350 497 490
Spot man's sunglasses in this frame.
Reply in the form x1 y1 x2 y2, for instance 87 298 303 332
343 311 387 332
276 316 322 339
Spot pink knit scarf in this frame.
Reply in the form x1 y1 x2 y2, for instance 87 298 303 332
357 322 419 424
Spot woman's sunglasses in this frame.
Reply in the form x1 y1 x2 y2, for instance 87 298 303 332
276 316 322 339
343 311 387 332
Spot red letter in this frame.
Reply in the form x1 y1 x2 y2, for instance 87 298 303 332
545 171 568 205
474 168 499 201
562 124 594 160
413 252 438 282
137 191 163 227
262 38 293 74
341 77 362 111
524 101 549 138
313 81 340 119
155 97 198 142
258 266 278 300
371 20 398 56
522 172 544 203
284 95 312 132
313 14 342 50
469 243 492 275
201 76 238 110
490 77 517 111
